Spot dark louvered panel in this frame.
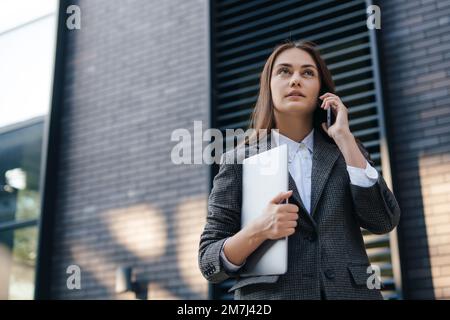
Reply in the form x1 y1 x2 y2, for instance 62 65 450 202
211 0 401 300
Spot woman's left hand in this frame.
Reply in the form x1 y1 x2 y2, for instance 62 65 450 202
319 92 368 169
319 92 352 142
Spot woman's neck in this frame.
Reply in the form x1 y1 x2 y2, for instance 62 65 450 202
274 112 313 143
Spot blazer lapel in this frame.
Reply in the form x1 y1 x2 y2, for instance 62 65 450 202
265 134 316 228
310 131 340 219
288 172 315 228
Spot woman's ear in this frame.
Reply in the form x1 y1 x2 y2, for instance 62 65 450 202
317 98 321 107
313 98 327 124
316 98 323 110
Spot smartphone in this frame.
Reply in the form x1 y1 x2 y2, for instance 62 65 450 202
327 107 335 128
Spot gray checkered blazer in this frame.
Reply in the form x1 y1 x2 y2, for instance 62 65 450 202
198 130 401 300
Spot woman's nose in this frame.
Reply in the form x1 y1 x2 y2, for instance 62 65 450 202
290 76 302 87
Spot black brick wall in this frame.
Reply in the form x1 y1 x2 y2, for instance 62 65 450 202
50 0 210 299
377 0 450 299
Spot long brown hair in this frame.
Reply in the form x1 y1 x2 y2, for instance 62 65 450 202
243 40 336 146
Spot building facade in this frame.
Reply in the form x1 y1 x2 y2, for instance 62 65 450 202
1 0 450 300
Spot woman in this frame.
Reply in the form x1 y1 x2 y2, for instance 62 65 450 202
198 41 401 300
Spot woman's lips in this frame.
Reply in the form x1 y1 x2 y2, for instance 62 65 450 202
286 95 305 99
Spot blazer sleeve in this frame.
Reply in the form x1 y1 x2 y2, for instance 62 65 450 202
349 141 401 235
198 151 242 283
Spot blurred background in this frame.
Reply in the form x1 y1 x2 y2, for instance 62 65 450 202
0 0 449 300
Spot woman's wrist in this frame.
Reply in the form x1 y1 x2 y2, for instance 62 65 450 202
245 219 268 245
332 129 353 145
334 131 367 169
223 220 267 266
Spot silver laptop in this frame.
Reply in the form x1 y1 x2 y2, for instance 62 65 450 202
240 144 288 277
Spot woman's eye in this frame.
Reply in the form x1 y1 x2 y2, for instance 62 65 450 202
278 68 291 75
303 70 314 77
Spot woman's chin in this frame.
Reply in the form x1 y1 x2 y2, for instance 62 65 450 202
283 102 312 113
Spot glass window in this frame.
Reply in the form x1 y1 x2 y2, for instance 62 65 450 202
0 226 38 299
0 5 57 127
0 0 58 299
0 121 43 224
